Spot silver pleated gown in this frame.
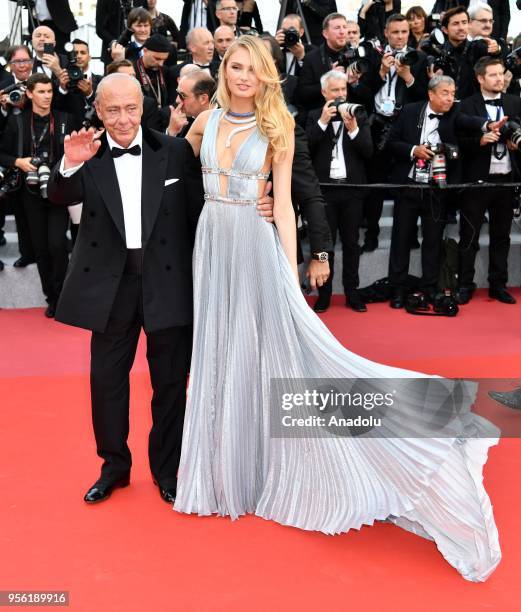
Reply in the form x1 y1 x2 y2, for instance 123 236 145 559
174 109 501 582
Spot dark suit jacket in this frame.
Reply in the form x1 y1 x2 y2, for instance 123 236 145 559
292 125 333 261
489 0 510 41
0 106 79 169
459 92 521 181
367 48 429 111
180 0 217 43
305 108 373 183
387 101 485 184
95 0 148 63
284 0 337 46
47 129 205 334
54 73 103 120
9 0 78 33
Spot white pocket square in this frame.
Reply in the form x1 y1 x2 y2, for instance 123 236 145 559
164 178 179 186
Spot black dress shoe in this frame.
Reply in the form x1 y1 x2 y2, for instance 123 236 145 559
390 288 405 309
44 302 56 318
410 238 421 250
361 238 378 253
13 256 35 268
455 286 474 305
0 260 4 272
313 293 331 313
84 475 130 503
488 388 521 410
153 480 177 503
489 287 516 304
346 292 367 312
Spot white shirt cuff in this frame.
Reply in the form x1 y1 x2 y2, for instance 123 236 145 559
347 127 359 140
59 156 84 177
405 76 415 88
58 87 68 96
410 146 416 160
318 119 328 131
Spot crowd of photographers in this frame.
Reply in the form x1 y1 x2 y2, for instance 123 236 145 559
0 0 520 318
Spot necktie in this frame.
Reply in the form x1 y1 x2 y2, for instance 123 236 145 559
484 98 502 107
111 144 141 158
429 113 443 120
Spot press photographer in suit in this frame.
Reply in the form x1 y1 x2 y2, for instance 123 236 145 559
96 0 148 65
306 70 373 313
0 73 79 316
457 56 521 306
386 74 505 309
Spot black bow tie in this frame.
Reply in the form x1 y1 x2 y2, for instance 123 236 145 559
111 144 141 158
484 98 502 107
196 63 210 69
429 113 443 120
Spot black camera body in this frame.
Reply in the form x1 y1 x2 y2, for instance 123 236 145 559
1 81 27 105
500 119 521 149
505 47 521 79
282 27 300 49
406 289 459 317
429 142 459 160
0 165 21 198
392 49 418 67
26 153 51 199
331 97 366 120
336 45 370 74
63 42 86 89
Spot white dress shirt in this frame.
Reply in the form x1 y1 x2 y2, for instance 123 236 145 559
374 46 414 117
35 0 52 22
60 129 144 249
189 0 208 29
318 118 360 180
408 104 442 179
484 94 511 175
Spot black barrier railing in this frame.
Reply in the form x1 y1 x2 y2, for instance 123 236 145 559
319 181 521 190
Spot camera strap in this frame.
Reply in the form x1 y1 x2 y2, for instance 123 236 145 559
136 58 165 108
15 114 23 159
486 104 508 160
30 112 54 159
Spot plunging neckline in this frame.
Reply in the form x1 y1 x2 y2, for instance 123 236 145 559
214 109 259 173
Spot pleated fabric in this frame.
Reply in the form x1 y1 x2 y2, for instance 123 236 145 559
174 110 501 582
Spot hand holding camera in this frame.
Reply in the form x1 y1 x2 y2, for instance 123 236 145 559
41 44 61 77
275 28 305 60
15 157 37 173
320 99 338 125
0 82 27 108
413 144 434 160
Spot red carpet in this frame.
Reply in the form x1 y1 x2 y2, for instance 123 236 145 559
1 290 519 611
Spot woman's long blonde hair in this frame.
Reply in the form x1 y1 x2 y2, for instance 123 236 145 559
215 36 295 161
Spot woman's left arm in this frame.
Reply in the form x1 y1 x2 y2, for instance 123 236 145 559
272 134 298 283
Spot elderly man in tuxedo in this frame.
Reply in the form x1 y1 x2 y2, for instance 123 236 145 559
47 74 274 505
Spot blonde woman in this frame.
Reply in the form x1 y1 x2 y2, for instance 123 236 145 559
174 36 501 583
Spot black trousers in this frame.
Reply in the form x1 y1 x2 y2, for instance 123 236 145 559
458 176 514 289
319 186 364 296
1 190 36 260
22 187 69 302
90 269 192 488
389 186 446 292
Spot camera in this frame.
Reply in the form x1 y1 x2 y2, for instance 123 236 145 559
505 47 521 79
63 42 86 89
392 49 418 67
433 290 459 317
429 143 459 188
331 97 366 120
336 45 370 75
26 153 51 199
282 27 300 49
0 165 21 198
107 26 133 54
1 81 26 105
500 119 521 149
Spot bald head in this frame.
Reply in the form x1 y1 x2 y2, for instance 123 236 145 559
32 26 56 56
179 63 201 79
214 25 235 57
187 27 215 64
95 74 144 148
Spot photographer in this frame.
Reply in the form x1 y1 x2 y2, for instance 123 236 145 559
55 39 103 123
110 7 153 63
363 13 428 253
31 26 67 88
0 45 36 267
306 70 373 313
456 56 521 305
275 14 314 78
96 0 148 65
429 6 492 99
0 73 79 317
406 5 430 49
213 25 235 60
358 0 401 44
468 3 506 56
147 0 182 47
386 74 503 308
282 1 338 47
298 13 373 114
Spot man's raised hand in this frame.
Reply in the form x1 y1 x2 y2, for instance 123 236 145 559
63 127 104 170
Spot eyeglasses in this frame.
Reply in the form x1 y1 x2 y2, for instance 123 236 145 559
9 59 32 65
220 6 238 11
474 18 494 24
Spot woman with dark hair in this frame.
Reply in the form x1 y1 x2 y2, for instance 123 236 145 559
405 5 430 49
358 0 401 44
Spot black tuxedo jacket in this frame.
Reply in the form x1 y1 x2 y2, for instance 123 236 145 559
367 48 429 111
292 125 333 261
305 109 373 183
297 44 373 113
459 92 521 181
47 129 205 334
284 1 337 46
489 0 510 41
95 0 148 63
0 106 79 168
387 101 485 184
180 0 217 41
54 73 103 119
9 0 78 33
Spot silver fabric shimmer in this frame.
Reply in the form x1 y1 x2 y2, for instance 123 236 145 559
174 109 501 582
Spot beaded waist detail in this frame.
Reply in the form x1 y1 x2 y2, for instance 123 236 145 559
204 193 258 206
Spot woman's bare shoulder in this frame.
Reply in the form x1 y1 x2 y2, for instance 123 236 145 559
193 108 218 133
